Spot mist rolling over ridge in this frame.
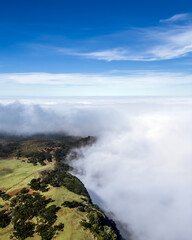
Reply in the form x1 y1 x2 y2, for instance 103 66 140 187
0 97 192 240
1 1 192 239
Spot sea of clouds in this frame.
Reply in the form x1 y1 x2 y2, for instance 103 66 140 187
0 97 192 240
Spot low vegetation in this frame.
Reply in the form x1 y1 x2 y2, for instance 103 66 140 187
10 190 64 240
0 133 121 240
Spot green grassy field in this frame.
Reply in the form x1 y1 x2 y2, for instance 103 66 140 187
0 158 52 192
0 158 94 240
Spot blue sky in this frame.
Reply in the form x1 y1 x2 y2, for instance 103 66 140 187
0 0 192 96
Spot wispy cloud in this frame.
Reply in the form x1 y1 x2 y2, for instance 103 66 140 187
57 14 192 62
0 71 192 86
160 13 191 23
146 26 192 60
58 48 133 61
0 71 191 96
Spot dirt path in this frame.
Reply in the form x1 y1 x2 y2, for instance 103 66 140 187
6 168 44 193
6 172 35 192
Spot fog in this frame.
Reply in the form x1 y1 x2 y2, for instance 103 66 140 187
0 97 192 240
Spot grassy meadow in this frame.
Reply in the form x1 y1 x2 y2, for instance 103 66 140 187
0 158 94 240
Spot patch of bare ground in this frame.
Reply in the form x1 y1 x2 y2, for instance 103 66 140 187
0 188 8 192
1 168 11 171
8 188 22 197
57 208 73 216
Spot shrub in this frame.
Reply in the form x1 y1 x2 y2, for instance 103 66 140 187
62 201 83 208
0 210 11 228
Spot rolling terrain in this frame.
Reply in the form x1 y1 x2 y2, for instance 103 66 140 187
0 134 121 240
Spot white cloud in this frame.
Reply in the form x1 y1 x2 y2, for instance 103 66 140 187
0 72 93 85
0 71 192 86
160 13 190 23
0 71 192 96
71 26 192 61
147 26 192 60
67 98 192 240
1 98 192 240
58 48 140 61
68 48 156 61
57 14 192 61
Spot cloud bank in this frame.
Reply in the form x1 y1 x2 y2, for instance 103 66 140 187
0 71 192 97
2 71 192 85
70 98 192 240
0 97 192 240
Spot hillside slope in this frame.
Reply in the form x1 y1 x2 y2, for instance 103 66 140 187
0 134 121 240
